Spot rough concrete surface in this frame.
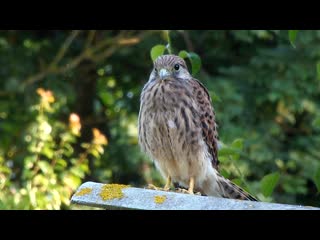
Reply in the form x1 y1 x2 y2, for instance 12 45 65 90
71 181 319 210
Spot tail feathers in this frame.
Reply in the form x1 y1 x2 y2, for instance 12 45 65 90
217 175 258 201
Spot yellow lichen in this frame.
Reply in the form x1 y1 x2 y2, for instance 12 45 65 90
154 195 167 204
100 184 129 201
75 187 92 196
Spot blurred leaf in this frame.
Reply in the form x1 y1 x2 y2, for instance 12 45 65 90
313 116 320 129
38 161 50 174
313 167 320 192
288 30 298 48
218 156 228 163
211 92 221 102
64 174 81 189
56 159 67 168
317 62 320 80
188 52 201 75
218 146 239 156
178 50 202 76
231 178 242 187
70 167 85 178
178 50 188 59
220 168 230 178
81 143 90 149
99 91 114 106
150 45 166 61
42 146 54 159
90 149 101 158
162 30 170 43
231 138 243 150
178 51 201 75
260 172 280 197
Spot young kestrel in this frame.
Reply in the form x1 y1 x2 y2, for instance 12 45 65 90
138 54 257 201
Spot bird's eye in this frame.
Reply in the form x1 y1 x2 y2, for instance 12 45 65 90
174 64 180 71
154 68 158 73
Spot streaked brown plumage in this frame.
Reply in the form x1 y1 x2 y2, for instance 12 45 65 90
138 54 257 201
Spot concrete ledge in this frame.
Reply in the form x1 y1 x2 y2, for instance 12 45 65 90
71 181 319 210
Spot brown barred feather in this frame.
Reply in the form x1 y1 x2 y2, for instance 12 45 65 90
190 78 220 170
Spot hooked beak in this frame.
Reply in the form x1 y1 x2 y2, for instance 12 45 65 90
159 68 170 80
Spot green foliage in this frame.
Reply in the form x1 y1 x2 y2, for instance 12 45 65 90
202 30 320 205
260 172 280 197
314 167 320 192
0 87 107 209
317 62 320 80
179 50 202 75
231 138 243 150
219 139 243 162
289 30 299 48
150 45 166 61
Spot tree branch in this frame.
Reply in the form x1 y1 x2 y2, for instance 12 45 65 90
21 30 154 89
85 30 96 49
50 30 81 68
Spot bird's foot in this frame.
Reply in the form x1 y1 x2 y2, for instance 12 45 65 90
175 188 200 195
147 176 171 191
147 184 171 191
176 188 193 194
175 188 202 195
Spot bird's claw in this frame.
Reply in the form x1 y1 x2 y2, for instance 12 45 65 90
175 188 201 195
147 184 170 191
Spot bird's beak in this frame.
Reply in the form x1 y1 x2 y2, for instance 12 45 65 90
159 68 170 80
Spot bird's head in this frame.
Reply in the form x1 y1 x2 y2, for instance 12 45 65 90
150 55 191 82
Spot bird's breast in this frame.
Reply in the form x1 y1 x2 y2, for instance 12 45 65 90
147 82 179 111
139 81 210 183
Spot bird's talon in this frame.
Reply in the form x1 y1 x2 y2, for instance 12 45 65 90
147 184 160 190
176 188 194 195
147 183 171 192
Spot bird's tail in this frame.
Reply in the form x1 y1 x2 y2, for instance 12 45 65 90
216 174 258 201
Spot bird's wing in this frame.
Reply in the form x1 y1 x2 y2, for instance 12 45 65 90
191 78 220 170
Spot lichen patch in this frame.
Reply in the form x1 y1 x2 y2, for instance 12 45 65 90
100 184 129 201
75 187 92 196
154 195 167 204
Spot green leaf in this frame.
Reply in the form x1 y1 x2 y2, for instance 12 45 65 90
313 116 320 128
218 146 239 156
41 146 54 159
288 30 298 48
162 30 170 43
70 167 85 178
99 91 115 106
260 172 280 197
211 92 221 102
56 159 67 168
178 50 188 59
220 168 230 178
63 143 74 157
188 52 201 75
231 178 242 187
317 62 320 80
217 156 228 163
313 167 320 192
231 138 243 150
150 45 166 61
90 149 100 158
38 161 50 174
178 51 201 76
